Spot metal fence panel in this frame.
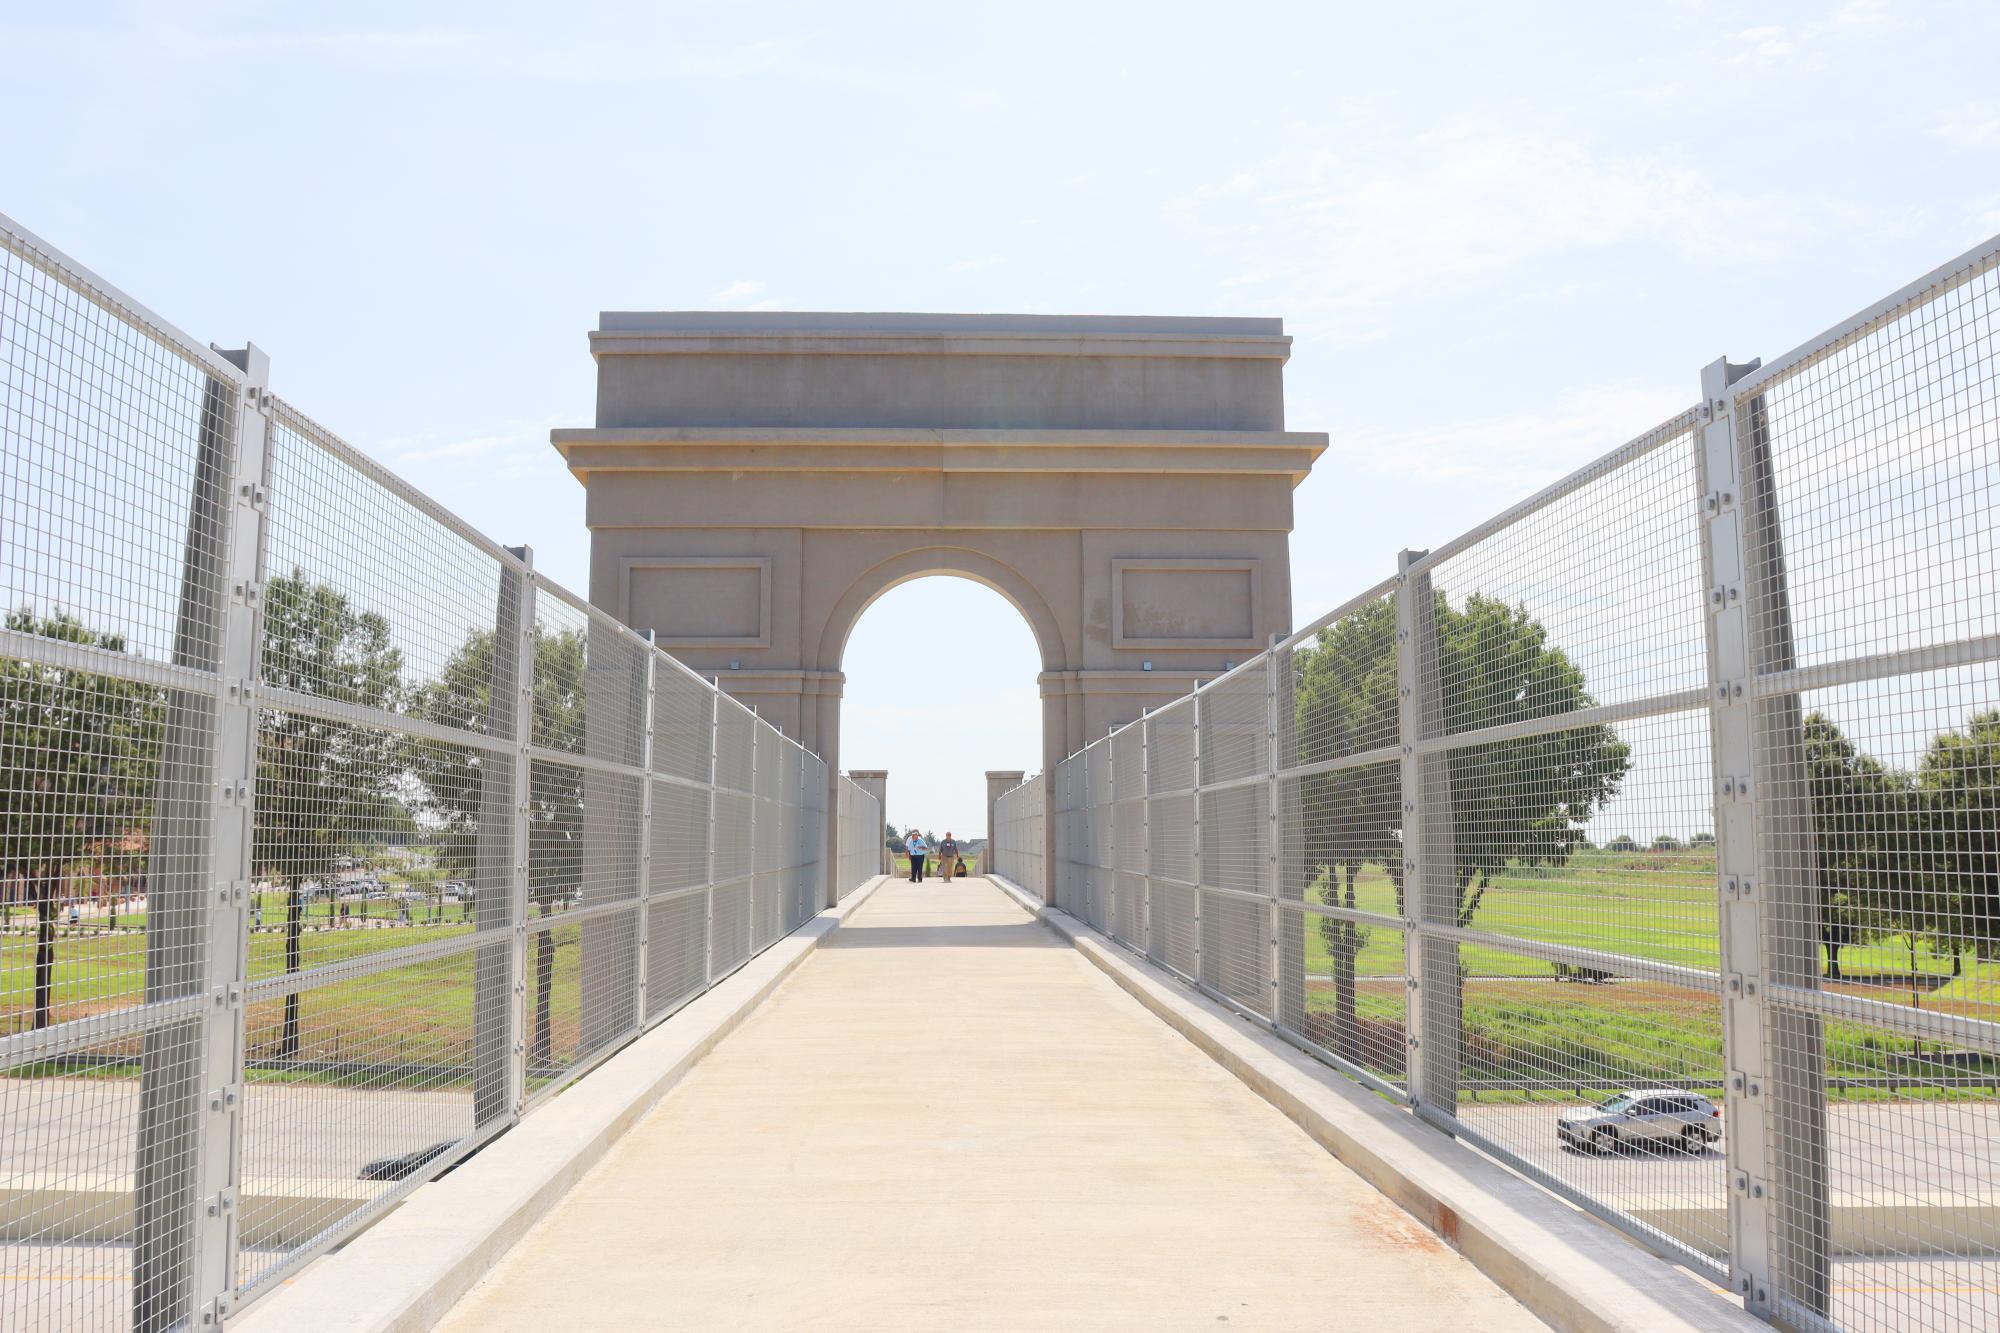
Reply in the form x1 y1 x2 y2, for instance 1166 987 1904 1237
1734 244 2000 1330
0 214 830 1330
3 215 238 1333
991 771 1043 900
1027 233 2000 1333
835 775 881 901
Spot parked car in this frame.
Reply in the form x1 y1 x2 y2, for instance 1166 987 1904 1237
1557 1090 1720 1153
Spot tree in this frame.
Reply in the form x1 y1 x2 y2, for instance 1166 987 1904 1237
1430 595 1630 928
0 610 163 1027
1803 712 1919 980
1652 835 1684 852
404 623 585 1064
251 572 403 1057
1293 600 1399 1065
1605 834 1641 853
1690 831 1717 848
1919 711 2000 962
1292 592 1630 1053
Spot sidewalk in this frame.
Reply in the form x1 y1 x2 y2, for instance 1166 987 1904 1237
436 877 1542 1331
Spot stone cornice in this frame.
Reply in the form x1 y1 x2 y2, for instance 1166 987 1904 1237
552 427 1328 483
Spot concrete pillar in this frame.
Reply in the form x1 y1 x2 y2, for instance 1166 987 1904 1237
984 771 1025 880
848 770 889 874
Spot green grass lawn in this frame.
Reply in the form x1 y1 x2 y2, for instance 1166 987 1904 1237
1298 976 1994 1103
1284 847 1999 1103
6 917 592 1092
9 843 1993 1100
1297 847 1977 986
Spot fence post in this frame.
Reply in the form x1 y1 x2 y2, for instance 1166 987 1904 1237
1699 357 1771 1316
506 547 537 1118
703 690 719 986
1699 356 1829 1319
1395 549 1454 1113
1191 691 1205 984
792 740 800 920
635 634 657 1024
1408 550 1461 1120
132 353 233 1331
746 710 759 945
186 348 269 1329
471 554 527 1132
1266 637 1284 1017
1051 766 1063 908
1141 712 1153 958
1106 728 1117 938
1742 370 1831 1323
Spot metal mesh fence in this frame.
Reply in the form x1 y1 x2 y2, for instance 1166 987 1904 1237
991 772 1043 898
834 776 881 901
0 213 829 1329
1028 233 2000 1332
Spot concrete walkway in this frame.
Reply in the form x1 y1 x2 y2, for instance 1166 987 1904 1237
437 877 1541 1331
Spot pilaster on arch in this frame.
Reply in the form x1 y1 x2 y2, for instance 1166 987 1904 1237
813 546 1068 674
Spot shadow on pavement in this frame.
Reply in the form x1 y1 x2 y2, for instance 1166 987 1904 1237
824 922 1055 949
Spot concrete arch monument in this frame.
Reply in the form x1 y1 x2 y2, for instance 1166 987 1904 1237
553 312 1325 902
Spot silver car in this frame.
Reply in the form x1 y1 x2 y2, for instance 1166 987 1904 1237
1557 1089 1720 1153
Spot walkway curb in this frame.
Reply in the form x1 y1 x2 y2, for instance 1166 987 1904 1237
987 875 1762 1333
236 875 891 1333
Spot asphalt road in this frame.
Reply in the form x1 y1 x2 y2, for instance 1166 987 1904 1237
0 1080 471 1183
1456 1100 2000 1201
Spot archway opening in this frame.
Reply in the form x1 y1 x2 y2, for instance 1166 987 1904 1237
839 576 1042 870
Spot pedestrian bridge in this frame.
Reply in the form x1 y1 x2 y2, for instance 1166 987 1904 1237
240 877 1747 1332
8 210 2000 1333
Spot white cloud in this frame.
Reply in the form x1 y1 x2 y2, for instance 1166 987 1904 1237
1827 0 1905 32
1728 24 1805 71
947 256 1006 273
1717 0 1918 73
1934 104 2000 150
711 279 768 304
1167 120 1853 331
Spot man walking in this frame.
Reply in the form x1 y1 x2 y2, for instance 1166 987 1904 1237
906 830 929 882
937 832 959 880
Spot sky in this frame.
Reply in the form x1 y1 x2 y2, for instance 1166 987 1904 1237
2 0 1996 835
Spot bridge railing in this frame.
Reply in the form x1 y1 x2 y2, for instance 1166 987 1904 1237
1006 232 2000 1333
0 212 828 1331
991 772 1044 897
834 776 881 900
